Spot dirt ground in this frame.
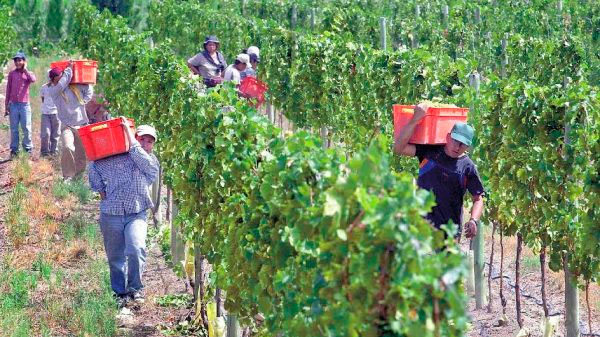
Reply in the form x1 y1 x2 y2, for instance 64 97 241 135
464 227 600 337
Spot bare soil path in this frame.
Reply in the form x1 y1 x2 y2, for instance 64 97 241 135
464 227 600 337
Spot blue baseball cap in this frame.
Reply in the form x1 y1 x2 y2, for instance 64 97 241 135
13 51 26 60
450 122 475 147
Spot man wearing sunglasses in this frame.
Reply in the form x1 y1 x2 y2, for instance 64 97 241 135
394 102 485 241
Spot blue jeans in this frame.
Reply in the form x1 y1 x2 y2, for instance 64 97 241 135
100 210 148 296
40 114 61 155
9 102 33 153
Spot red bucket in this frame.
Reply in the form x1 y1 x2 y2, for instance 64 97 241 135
393 105 469 144
78 118 135 161
50 60 98 84
239 77 267 105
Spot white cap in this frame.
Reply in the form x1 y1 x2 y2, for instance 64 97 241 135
236 53 251 67
136 125 157 141
247 46 260 58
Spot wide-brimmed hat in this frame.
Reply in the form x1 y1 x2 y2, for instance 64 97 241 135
13 51 26 60
136 125 158 141
203 35 220 47
450 122 474 147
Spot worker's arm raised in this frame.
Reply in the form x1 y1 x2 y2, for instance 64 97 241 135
393 102 428 157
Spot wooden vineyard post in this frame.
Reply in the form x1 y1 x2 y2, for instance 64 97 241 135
379 17 387 50
266 102 274 123
469 71 486 309
170 197 185 268
151 165 163 227
194 242 209 330
166 187 172 225
227 315 242 337
320 127 329 149
411 6 420 48
240 0 246 16
442 4 449 29
487 221 496 313
499 223 507 323
564 253 580 337
562 75 580 337
216 288 223 317
290 4 297 29
313 9 328 149
501 35 508 78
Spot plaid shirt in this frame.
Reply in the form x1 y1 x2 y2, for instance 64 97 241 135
88 143 159 215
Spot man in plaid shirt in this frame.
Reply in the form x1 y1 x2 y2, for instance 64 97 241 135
89 117 159 306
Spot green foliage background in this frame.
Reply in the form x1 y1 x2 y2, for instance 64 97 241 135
68 1 471 335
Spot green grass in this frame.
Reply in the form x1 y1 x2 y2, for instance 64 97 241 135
51 180 70 200
0 253 117 336
522 255 541 273
155 293 193 308
61 214 88 241
72 260 118 336
32 254 53 281
69 176 93 204
5 182 29 247
52 177 92 204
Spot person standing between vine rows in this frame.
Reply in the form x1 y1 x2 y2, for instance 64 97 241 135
4 51 36 158
187 35 227 88
40 69 61 157
89 118 159 306
241 46 260 79
223 53 249 85
394 102 485 241
241 53 260 80
47 61 93 180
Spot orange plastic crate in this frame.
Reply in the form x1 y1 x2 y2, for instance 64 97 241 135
50 60 98 84
78 118 135 161
393 104 469 144
239 77 267 105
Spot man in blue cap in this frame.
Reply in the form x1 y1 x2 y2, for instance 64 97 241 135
4 51 36 157
394 102 485 240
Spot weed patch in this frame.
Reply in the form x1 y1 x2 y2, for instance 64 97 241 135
70 288 117 337
52 177 92 204
522 255 541 273
0 259 116 337
69 176 92 204
12 153 32 184
32 254 53 281
52 180 70 200
6 182 29 247
61 214 87 241
155 293 193 308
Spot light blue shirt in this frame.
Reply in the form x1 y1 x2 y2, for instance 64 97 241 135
88 143 159 215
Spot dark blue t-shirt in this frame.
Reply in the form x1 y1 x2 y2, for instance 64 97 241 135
415 145 485 235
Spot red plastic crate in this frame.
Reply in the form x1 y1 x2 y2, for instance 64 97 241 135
78 118 135 161
50 60 98 84
239 77 267 105
393 104 469 144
